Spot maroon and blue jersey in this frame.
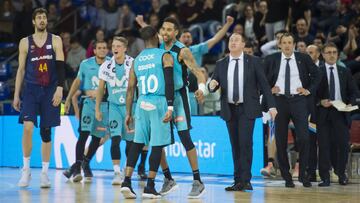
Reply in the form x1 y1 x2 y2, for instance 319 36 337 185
25 33 57 86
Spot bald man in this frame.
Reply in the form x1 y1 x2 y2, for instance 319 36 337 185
305 44 322 182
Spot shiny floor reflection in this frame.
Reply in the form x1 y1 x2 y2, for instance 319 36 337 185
0 168 359 203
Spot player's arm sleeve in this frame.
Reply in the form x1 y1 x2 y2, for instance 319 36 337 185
53 35 65 87
163 53 174 107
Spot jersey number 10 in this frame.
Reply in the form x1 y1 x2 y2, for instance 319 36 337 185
139 75 158 94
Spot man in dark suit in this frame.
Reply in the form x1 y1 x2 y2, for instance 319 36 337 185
306 44 324 181
316 43 359 187
209 33 277 191
264 33 321 188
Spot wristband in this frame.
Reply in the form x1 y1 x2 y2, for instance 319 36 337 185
198 83 206 93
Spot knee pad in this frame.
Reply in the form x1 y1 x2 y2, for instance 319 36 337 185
179 130 195 151
111 136 121 160
40 127 51 143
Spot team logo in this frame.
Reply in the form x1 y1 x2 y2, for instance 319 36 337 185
110 120 118 129
46 45 52 49
83 116 91 124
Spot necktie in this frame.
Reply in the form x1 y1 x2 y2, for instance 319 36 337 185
329 66 335 100
285 58 291 97
233 59 239 103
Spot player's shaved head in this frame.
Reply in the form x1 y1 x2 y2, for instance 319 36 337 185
140 26 157 41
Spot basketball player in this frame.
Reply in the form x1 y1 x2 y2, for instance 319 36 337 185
63 40 110 183
120 25 174 199
13 8 65 188
96 36 149 184
136 15 207 198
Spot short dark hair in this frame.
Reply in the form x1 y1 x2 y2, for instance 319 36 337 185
181 29 191 35
32 8 47 20
322 42 338 53
229 33 247 42
140 26 157 41
296 18 308 25
113 36 128 47
296 40 307 45
279 32 295 43
93 40 107 49
245 41 253 48
163 16 180 30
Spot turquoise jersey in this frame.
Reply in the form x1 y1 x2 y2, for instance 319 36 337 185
77 56 110 90
134 48 168 96
160 41 187 91
189 42 208 66
106 63 128 105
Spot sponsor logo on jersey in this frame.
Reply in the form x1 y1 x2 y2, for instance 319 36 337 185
31 55 53 61
138 54 155 61
138 63 155 71
140 101 156 111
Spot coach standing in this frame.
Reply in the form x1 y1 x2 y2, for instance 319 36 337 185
209 33 277 191
264 33 321 188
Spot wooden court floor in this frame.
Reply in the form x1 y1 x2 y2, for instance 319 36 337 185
0 167 359 203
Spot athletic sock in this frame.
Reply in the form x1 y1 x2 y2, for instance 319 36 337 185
42 162 49 174
23 157 30 170
193 169 202 183
162 168 173 180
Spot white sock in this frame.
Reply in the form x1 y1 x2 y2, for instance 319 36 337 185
113 165 120 173
23 157 30 170
42 162 49 174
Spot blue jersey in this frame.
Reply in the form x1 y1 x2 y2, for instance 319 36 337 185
106 63 129 105
77 56 110 90
25 33 57 86
134 48 168 96
160 41 187 91
189 42 208 66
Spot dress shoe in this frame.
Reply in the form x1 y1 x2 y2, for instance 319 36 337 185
225 182 243 191
285 180 295 188
308 173 317 182
338 175 348 186
302 177 312 187
318 179 330 187
244 182 253 190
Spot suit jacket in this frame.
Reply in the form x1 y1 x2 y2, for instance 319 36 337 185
264 52 321 96
209 54 276 121
316 64 360 125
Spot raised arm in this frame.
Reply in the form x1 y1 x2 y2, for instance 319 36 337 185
206 16 234 49
13 38 28 111
136 15 163 44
